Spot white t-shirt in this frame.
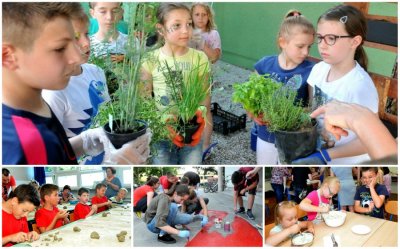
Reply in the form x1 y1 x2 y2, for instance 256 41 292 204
42 63 110 137
308 61 378 164
90 31 128 57
202 29 221 50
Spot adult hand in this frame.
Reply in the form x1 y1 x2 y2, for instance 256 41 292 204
177 230 190 238
291 149 331 165
103 129 151 164
189 109 206 147
246 111 267 126
80 127 108 156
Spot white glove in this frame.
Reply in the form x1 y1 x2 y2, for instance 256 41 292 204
102 129 152 165
190 29 205 50
80 127 108 156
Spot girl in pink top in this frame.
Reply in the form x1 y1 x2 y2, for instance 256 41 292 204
299 176 340 222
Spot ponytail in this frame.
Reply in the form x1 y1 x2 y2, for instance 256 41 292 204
355 46 368 71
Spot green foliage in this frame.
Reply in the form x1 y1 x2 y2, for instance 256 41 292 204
161 56 211 123
133 167 178 185
232 73 281 116
261 86 311 132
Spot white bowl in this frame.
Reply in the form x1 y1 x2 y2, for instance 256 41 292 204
291 232 314 246
322 211 346 227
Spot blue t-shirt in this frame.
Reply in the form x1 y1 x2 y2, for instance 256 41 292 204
354 184 389 219
2 104 77 165
254 55 314 142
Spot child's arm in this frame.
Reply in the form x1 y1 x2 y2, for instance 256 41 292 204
146 191 155 208
369 179 386 208
86 205 98 218
300 220 314 234
26 231 40 242
299 198 329 213
198 196 208 217
39 210 68 233
202 44 220 63
95 200 112 209
2 232 28 245
240 180 258 195
354 200 374 214
266 223 301 246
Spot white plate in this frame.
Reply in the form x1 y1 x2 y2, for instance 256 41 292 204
351 225 371 235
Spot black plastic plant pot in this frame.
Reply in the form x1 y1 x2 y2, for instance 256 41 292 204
103 119 148 149
179 116 200 144
274 119 318 164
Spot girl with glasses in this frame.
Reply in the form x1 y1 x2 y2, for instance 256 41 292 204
299 176 340 223
294 5 378 165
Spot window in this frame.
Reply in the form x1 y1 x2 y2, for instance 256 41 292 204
57 175 78 188
81 172 104 188
123 169 132 185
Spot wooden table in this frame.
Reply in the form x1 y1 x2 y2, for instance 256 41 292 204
17 205 131 247
279 212 398 247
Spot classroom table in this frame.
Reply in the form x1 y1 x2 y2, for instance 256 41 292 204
279 211 398 247
16 204 131 247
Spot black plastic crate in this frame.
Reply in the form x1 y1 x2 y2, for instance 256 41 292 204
211 102 246 135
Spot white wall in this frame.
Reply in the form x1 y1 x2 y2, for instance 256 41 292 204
5 167 33 185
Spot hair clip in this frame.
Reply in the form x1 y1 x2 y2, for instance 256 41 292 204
339 16 348 24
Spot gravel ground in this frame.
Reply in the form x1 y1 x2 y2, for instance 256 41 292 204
204 61 257 165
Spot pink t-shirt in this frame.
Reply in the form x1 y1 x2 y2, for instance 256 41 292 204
201 29 221 50
305 190 330 221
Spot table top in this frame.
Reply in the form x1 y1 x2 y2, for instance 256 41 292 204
279 211 398 247
18 204 131 247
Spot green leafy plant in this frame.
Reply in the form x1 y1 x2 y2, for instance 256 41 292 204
161 56 211 124
261 86 312 132
232 73 281 116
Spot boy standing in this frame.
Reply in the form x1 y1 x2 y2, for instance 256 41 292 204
354 167 389 219
74 187 98 220
231 167 259 220
91 183 112 213
2 184 41 246
35 184 69 233
89 2 127 62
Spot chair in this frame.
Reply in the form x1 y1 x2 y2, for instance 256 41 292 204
69 213 75 222
31 223 41 234
296 205 308 221
385 200 398 221
265 223 275 239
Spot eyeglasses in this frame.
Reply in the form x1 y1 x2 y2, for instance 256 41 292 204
316 34 353 46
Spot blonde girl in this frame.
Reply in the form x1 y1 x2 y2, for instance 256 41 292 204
141 3 211 165
299 176 340 222
295 4 378 165
252 10 315 165
266 201 314 246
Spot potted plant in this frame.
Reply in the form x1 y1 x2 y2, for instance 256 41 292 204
92 3 155 149
261 86 318 164
232 73 281 120
161 57 211 144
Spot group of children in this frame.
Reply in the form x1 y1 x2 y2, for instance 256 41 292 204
266 167 391 246
2 2 221 165
2 180 127 246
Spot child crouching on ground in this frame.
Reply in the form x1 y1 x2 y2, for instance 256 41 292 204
74 187 98 220
2 184 41 246
266 201 314 246
299 176 340 223
91 183 112 213
35 184 69 233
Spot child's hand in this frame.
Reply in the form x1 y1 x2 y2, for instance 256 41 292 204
10 232 28 243
110 54 124 63
246 111 267 126
368 201 375 212
320 205 330 213
27 231 40 242
368 177 377 189
107 200 113 206
289 223 302 234
56 210 68 219
91 205 98 213
240 188 247 195
306 222 315 234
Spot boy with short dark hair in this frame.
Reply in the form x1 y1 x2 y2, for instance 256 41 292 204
231 167 259 220
89 2 127 62
74 187 98 220
2 184 41 246
354 167 389 219
2 3 150 165
35 184 69 233
91 183 112 213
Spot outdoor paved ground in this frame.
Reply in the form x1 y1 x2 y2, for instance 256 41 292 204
133 186 263 247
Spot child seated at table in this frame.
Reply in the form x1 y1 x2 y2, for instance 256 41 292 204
299 177 340 222
74 187 98 221
91 183 112 213
35 184 70 233
110 188 128 204
266 201 314 246
2 184 41 247
354 167 389 219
